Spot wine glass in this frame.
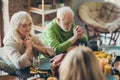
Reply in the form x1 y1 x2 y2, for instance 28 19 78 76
97 37 102 51
110 52 117 74
111 52 117 66
33 56 40 78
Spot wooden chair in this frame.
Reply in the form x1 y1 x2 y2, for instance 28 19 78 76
78 2 120 45
0 75 18 80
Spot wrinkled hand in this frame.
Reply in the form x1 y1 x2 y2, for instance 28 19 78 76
22 35 33 57
73 25 84 39
23 36 32 49
50 53 65 76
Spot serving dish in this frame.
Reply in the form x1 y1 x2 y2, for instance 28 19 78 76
104 46 120 56
39 58 51 71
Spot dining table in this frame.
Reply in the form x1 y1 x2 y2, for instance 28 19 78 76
13 57 120 80
98 45 120 80
10 45 120 80
15 58 52 80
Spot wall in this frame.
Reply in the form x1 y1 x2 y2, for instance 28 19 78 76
2 0 106 36
2 0 28 36
2 0 9 37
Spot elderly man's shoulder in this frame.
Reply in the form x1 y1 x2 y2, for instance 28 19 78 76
45 24 58 32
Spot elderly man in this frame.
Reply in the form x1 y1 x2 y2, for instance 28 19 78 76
41 6 88 54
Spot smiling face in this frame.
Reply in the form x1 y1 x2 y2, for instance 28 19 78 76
17 18 32 38
58 13 74 32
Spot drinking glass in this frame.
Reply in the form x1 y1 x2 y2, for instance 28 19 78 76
111 52 117 64
33 56 40 77
97 38 102 51
110 52 117 74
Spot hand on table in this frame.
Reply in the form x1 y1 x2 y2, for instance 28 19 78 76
50 53 65 76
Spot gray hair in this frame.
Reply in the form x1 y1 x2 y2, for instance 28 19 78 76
3 11 34 45
57 6 74 20
10 11 32 31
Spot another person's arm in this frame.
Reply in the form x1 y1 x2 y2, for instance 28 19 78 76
32 35 54 56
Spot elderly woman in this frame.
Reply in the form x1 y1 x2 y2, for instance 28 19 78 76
3 11 54 71
59 46 106 80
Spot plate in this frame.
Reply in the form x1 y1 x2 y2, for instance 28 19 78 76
106 75 115 80
104 46 120 56
39 58 51 71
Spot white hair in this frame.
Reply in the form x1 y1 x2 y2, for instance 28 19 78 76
57 6 74 20
3 11 34 45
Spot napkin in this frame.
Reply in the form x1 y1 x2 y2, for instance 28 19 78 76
30 67 48 74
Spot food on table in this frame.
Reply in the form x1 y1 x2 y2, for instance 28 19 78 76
99 58 108 71
113 75 119 80
27 76 45 80
94 51 111 62
104 64 112 75
47 77 58 80
94 51 112 73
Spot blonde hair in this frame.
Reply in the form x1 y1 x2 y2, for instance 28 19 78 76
59 46 106 80
57 6 74 20
3 11 34 45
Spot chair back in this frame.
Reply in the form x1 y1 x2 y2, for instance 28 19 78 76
78 2 120 33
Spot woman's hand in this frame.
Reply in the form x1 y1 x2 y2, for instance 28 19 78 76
23 36 32 48
22 36 33 56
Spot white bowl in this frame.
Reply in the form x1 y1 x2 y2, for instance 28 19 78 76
114 61 120 72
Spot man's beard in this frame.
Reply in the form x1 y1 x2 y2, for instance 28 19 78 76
61 25 72 32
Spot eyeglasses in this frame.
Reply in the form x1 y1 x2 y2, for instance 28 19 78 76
61 19 73 26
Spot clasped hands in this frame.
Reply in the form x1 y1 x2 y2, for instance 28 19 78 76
22 35 33 49
73 25 84 39
67 26 84 52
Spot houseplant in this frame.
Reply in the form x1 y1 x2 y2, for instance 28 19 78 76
59 0 64 7
59 0 64 3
